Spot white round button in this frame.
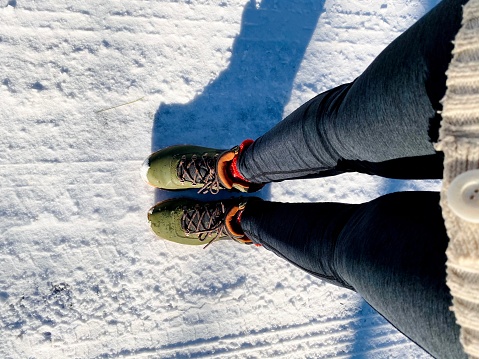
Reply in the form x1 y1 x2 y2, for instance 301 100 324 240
447 169 479 223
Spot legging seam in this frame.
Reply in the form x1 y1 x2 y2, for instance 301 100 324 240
250 166 330 179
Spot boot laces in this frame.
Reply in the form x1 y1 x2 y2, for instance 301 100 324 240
177 153 222 194
181 202 233 249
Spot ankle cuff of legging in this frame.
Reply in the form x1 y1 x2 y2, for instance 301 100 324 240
230 139 254 183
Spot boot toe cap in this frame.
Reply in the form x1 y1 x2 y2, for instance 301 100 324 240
147 199 205 245
141 149 180 189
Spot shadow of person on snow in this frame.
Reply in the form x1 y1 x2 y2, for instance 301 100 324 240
147 1 445 357
151 0 325 203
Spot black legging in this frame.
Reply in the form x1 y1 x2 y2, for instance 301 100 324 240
242 193 464 359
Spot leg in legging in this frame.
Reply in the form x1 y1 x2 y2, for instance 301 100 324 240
238 0 467 182
241 192 465 359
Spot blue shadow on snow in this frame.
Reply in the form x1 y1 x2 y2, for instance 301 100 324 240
152 0 325 203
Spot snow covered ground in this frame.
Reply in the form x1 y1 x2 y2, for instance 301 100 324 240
0 0 442 358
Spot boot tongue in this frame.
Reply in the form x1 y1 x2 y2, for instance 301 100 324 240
217 151 236 189
186 155 216 184
224 204 245 238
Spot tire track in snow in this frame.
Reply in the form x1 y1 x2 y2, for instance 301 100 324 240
0 23 239 43
0 161 145 188
16 2 244 25
0 1 245 35
33 315 414 359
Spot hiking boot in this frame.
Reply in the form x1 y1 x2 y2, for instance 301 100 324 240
141 140 263 194
148 197 254 247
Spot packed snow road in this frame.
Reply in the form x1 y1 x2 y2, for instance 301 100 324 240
0 0 440 357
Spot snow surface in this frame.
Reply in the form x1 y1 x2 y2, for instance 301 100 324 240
0 0 443 358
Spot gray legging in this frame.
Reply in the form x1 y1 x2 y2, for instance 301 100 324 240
238 0 465 182
237 0 470 358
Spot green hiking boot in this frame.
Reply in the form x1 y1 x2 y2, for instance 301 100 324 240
148 197 253 247
141 140 263 194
